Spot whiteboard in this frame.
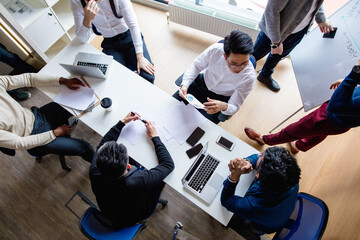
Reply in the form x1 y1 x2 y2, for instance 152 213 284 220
291 0 360 111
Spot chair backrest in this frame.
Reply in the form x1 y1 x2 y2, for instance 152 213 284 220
79 207 147 240
273 192 329 240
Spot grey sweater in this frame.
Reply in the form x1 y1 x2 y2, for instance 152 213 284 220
259 0 326 43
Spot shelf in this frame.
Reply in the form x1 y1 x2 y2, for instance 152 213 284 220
45 33 70 59
44 0 58 7
1 0 48 29
52 0 74 31
68 25 76 39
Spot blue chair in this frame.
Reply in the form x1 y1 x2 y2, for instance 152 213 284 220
273 192 329 240
79 207 147 240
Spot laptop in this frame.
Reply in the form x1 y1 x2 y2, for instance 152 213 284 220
182 142 229 204
60 52 113 79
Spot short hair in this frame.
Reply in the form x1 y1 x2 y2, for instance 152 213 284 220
223 30 254 57
258 147 301 192
96 141 128 180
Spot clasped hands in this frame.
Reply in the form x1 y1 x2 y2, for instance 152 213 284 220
179 86 227 114
228 158 253 182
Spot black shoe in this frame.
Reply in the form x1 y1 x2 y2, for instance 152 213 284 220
257 75 280 92
8 89 31 101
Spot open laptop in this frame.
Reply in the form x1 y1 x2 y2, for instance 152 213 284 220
60 52 113 79
182 142 229 204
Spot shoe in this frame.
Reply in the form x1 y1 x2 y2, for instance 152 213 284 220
8 89 31 101
257 75 280 92
244 127 265 145
288 141 299 154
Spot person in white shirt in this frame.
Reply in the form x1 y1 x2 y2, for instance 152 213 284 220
173 30 256 124
71 0 155 83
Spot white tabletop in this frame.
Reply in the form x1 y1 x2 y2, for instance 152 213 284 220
38 39 258 226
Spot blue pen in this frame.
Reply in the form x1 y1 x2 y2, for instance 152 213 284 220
131 111 147 124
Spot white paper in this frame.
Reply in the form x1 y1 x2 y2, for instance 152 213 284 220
54 85 94 111
156 103 208 144
120 105 153 145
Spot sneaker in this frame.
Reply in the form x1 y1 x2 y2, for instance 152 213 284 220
8 89 31 101
257 75 280 92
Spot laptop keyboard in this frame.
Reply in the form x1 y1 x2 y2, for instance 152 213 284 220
77 61 108 75
188 155 220 193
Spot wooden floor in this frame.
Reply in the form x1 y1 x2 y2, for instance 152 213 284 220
1 2 359 240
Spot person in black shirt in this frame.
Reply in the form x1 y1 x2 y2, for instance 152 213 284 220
89 112 174 227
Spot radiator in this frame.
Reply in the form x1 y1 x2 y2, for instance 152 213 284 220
168 3 260 41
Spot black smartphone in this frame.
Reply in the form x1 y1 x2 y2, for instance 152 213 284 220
186 127 205 146
216 136 234 151
323 27 337 39
186 143 203 159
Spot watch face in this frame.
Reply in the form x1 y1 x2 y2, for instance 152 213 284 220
353 65 360 73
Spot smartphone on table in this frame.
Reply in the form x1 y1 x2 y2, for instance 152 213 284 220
216 136 234 151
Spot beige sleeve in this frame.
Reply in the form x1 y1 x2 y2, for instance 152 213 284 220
0 73 60 91
0 130 56 150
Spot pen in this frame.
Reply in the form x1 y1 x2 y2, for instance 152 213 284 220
131 111 147 124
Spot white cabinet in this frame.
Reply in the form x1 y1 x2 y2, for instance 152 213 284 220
25 9 64 52
0 0 78 62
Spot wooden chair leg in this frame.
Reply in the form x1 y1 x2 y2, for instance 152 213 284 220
59 155 71 172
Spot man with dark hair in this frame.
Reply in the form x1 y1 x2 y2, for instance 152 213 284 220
253 0 333 92
90 112 175 227
173 30 256 123
221 147 301 238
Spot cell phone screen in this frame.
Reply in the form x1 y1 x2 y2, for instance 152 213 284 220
186 127 205 146
186 143 203 159
323 27 337 39
218 137 234 150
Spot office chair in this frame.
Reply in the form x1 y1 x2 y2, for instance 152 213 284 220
31 153 71 171
273 192 329 240
79 207 147 240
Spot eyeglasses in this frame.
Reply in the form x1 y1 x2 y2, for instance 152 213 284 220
226 58 249 70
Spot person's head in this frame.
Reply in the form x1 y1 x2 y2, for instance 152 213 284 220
96 141 129 180
256 147 301 192
223 30 254 74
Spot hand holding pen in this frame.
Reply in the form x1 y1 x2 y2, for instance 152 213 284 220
121 112 139 124
131 111 147 124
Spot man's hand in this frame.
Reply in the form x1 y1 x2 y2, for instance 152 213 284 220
83 0 99 28
204 97 227 114
179 85 188 100
145 121 158 138
53 124 71 137
271 43 283 55
330 79 343 90
318 20 333 34
121 112 139 124
228 158 253 181
136 53 155 75
59 77 85 90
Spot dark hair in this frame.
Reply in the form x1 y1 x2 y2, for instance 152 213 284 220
223 30 254 57
96 141 128 180
258 147 301 192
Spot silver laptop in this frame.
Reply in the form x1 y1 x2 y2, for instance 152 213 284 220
182 142 229 204
60 52 113 79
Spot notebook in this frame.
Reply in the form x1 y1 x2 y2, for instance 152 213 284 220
182 142 228 204
60 52 113 79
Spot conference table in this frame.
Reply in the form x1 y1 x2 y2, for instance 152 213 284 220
38 39 257 226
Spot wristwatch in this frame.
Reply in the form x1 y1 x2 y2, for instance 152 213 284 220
271 42 281 49
353 65 360 74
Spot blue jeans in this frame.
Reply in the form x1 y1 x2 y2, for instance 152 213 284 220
172 74 230 124
101 30 155 84
27 102 94 163
0 43 36 74
253 27 308 78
